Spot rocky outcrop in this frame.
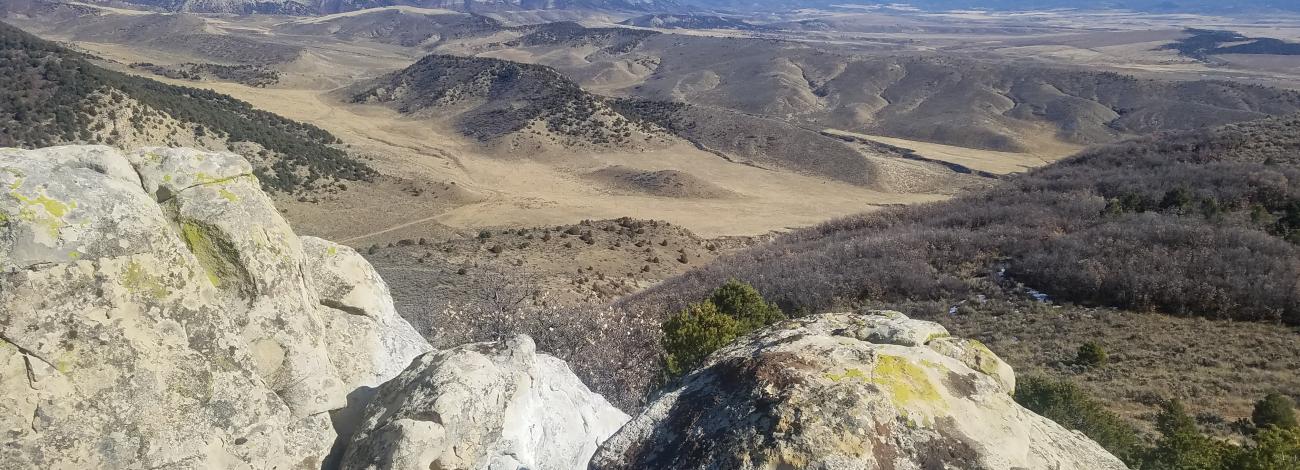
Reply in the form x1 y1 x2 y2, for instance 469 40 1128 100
301 235 430 389
341 335 629 470
0 144 1132 469
0 146 430 469
591 311 1127 470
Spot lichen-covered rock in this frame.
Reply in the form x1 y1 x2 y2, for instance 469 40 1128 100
590 311 1128 470
0 146 430 469
341 335 630 470
128 147 347 417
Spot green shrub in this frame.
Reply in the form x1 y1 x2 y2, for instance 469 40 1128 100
661 302 742 378
1253 393 1299 431
1160 187 1194 213
1233 425 1300 469
660 280 785 378
1016 381 1299 469
1075 342 1109 367
1014 376 1142 464
1143 399 1234 470
708 279 786 330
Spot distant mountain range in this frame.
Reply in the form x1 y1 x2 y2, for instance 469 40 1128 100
681 0 1300 14
52 0 674 14
29 0 1300 15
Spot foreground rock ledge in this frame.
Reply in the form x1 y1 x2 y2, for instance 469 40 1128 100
591 311 1127 470
342 335 630 470
0 146 431 468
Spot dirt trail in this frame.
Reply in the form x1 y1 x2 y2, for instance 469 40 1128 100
339 214 450 244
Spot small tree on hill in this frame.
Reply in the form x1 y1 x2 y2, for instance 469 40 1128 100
708 279 786 330
1253 393 1299 431
1075 342 1109 367
661 280 786 378
1143 399 1233 470
1233 425 1300 469
1014 376 1142 465
1160 187 1194 213
661 302 742 378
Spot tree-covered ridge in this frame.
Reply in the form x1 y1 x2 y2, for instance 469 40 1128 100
512 21 658 54
352 54 655 145
1164 29 1300 60
0 21 373 192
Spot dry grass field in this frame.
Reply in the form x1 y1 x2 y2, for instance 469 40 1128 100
822 128 1073 174
13 12 973 244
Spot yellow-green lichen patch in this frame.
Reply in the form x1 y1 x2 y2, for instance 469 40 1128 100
9 187 72 238
35 195 69 217
182 222 225 286
326 246 338 256
218 188 239 202
872 355 944 410
178 220 250 293
55 349 77 374
965 339 1002 376
122 260 169 300
68 251 80 260
826 368 868 382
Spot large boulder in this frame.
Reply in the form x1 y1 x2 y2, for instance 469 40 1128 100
0 146 430 469
341 335 630 470
301 235 430 388
591 311 1128 470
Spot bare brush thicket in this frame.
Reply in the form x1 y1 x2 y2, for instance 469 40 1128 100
621 116 1300 324
428 266 662 410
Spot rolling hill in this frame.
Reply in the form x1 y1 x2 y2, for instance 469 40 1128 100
0 20 372 192
485 28 1300 152
349 54 653 145
7 10 303 65
619 14 768 31
277 7 505 48
352 53 889 186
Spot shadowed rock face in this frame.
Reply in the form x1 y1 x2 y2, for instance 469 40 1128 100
591 311 1127 470
0 145 430 468
341 335 630 470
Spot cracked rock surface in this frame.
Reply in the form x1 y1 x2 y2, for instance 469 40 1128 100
341 335 630 470
591 311 1128 470
0 146 431 469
